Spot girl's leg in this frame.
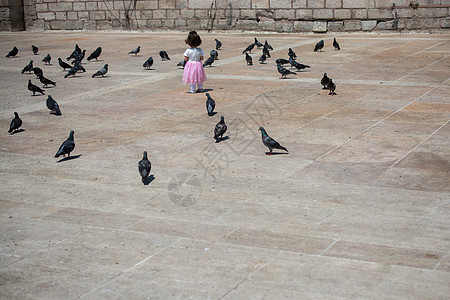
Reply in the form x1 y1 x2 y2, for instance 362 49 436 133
189 83 196 93
197 83 203 92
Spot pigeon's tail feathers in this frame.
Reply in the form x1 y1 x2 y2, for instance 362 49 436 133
279 145 288 152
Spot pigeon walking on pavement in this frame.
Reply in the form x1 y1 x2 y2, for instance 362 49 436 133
177 60 186 68
214 116 227 142
28 79 45 95
87 47 102 61
21 60 34 74
138 151 152 184
328 79 336 95
288 48 297 59
8 112 22 134
289 57 310 71
333 38 340 50
32 45 39 55
128 46 140 56
143 57 153 69
32 67 43 78
64 64 79 78
263 44 271 58
259 127 288 155
258 54 267 64
210 50 219 60
42 54 51 65
242 43 255 54
321 73 330 89
38 73 56 88
215 39 222 50
203 55 215 68
159 50 170 61
92 64 108 78
277 64 296 79
58 58 72 71
254 37 264 48
264 40 273 51
206 93 216 116
55 130 75 158
46 95 62 115
66 45 81 61
245 53 253 65
314 40 324 52
5 46 18 58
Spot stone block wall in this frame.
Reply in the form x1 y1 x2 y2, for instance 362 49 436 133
5 0 450 31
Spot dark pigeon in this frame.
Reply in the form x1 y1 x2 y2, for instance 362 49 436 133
214 116 227 142
58 58 72 71
55 130 75 158
87 47 102 61
263 44 271 58
314 40 324 52
71 50 86 65
277 64 296 79
74 61 86 73
275 58 290 66
32 67 43 78
143 57 154 69
21 60 34 74
264 40 273 51
289 57 310 71
245 53 253 65
38 73 56 88
32 45 39 55
64 64 79 78
242 43 255 54
66 45 81 61
215 39 222 50
92 64 108 78
46 95 62 115
42 54 51 65
177 60 186 68
259 127 288 155
321 73 330 89
28 79 45 95
288 48 297 59
138 151 152 184
6 46 18 58
206 93 215 116
203 56 215 68
254 37 263 48
210 49 218 60
159 50 170 61
258 54 267 64
8 112 22 134
328 79 336 95
333 38 340 50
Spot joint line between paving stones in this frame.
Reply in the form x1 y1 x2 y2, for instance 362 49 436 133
79 237 183 299
394 53 449 83
432 253 447 271
319 239 341 256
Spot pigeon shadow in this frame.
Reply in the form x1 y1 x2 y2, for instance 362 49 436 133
31 94 45 97
208 112 218 116
266 152 289 156
143 175 155 186
57 154 82 163
197 88 214 93
96 75 110 78
9 129 25 135
49 112 62 116
144 68 155 70
215 136 229 143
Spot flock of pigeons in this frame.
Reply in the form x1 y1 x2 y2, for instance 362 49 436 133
6 35 341 184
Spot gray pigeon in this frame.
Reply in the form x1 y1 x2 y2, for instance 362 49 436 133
177 60 186 68
46 95 61 115
58 58 72 71
32 45 38 55
55 130 75 158
143 57 153 69
21 60 34 74
64 64 79 78
28 79 45 95
74 61 85 73
6 46 18 58
242 43 255 54
321 73 330 89
129 46 140 55
258 54 267 64
259 127 288 155
210 50 218 60
289 57 310 71
8 112 22 134
245 53 253 65
264 40 273 51
42 54 51 65
206 93 215 116
203 56 215 68
92 64 108 78
328 79 336 95
215 39 222 50
277 64 296 79
38 73 56 88
159 50 170 60
254 37 263 48
138 151 152 183
214 116 227 142
314 40 324 52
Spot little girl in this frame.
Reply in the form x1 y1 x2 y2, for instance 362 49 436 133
183 31 207 93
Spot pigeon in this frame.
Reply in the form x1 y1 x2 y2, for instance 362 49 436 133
258 54 267 64
55 130 75 158
275 58 290 66
314 40 324 52
32 67 43 78
28 79 45 95
138 151 152 184
259 127 288 155
264 40 273 51
288 48 297 59
42 54 51 65
321 73 330 89
254 37 263 48
32 45 39 55
87 47 102 61
328 79 336 95
203 56 215 68
46 95 62 115
159 50 170 61
74 61 86 73
177 60 186 68
66 45 81 61
129 46 140 56
263 44 271 58
71 50 86 64
210 49 219 60
277 64 296 79
21 60 34 74
333 38 340 50
143 57 153 69
8 112 22 134
58 58 72 71
245 53 253 65
215 39 222 50
64 64 79 78
214 116 227 142
289 57 310 71
206 93 215 116
92 64 108 78
38 73 56 88
5 46 18 58
242 43 255 54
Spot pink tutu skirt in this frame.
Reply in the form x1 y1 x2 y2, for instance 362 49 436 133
182 61 207 84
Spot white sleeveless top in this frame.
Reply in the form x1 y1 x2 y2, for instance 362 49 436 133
183 47 204 62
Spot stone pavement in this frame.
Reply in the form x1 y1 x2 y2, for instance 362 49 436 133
0 31 449 299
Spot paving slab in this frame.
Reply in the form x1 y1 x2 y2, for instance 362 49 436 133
0 31 449 299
